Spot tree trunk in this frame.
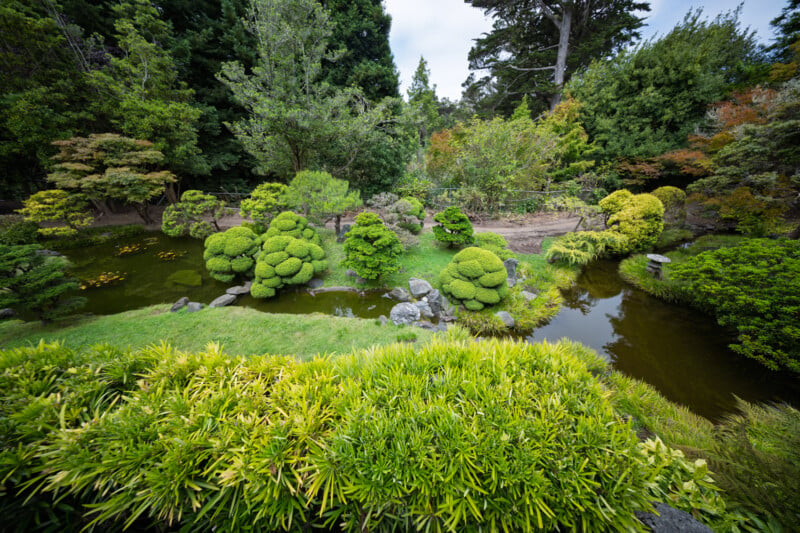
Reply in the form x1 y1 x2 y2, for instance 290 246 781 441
335 215 342 236
135 203 153 225
791 222 800 239
550 6 572 112
165 182 178 204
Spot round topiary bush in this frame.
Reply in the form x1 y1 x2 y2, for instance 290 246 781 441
598 189 634 218
343 212 403 280
606 193 664 252
440 247 509 310
264 211 321 245
432 206 474 248
203 226 261 283
651 186 687 226
250 235 327 298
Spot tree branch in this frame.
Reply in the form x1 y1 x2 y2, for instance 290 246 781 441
534 0 559 25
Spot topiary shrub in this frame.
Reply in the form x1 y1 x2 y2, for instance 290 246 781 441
606 193 664 252
343 212 403 280
264 211 321 245
439 247 509 310
598 188 634 218
432 206 474 248
545 231 629 265
474 231 515 260
203 226 260 283
162 190 226 240
250 235 327 298
239 182 288 233
651 186 687 226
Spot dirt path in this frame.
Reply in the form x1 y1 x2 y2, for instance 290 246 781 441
91 207 581 254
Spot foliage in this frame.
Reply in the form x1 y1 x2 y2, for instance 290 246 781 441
705 401 800 530
604 192 664 252
407 56 443 144
265 211 322 245
770 0 800 65
0 338 682 531
217 0 388 178
46 133 176 224
367 192 425 247
473 232 514 260
18 190 93 238
598 189 634 217
342 212 403 280
432 207 475 248
0 245 85 322
0 216 39 246
569 8 762 160
464 0 649 115
283 171 361 234
44 225 145 251
161 190 226 240
650 186 687 227
203 226 261 283
669 238 800 373
250 236 327 298
545 231 628 266
440 247 509 311
656 228 693 250
238 182 288 232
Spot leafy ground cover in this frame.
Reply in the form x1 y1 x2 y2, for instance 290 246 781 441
0 305 432 359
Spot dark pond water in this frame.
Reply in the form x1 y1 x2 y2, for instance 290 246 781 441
62 233 800 421
528 260 800 421
61 232 394 319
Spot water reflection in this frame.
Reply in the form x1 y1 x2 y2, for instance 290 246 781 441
529 260 800 421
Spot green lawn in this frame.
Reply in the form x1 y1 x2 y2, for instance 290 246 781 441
0 305 433 360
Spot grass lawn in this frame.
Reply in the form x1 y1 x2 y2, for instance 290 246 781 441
0 305 433 360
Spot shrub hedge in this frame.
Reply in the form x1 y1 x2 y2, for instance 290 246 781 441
250 235 327 298
0 338 730 532
203 226 261 283
440 247 509 311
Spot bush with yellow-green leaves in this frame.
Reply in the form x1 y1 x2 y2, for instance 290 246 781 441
440 247 509 311
203 226 261 282
264 211 321 245
250 235 328 298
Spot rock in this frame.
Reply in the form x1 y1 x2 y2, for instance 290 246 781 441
345 269 357 278
436 323 448 332
389 302 420 325
635 503 713 533
521 290 537 302
170 297 190 312
186 302 204 313
387 287 411 302
210 294 237 308
495 311 515 329
355 276 368 284
413 320 437 331
503 258 519 282
337 224 352 243
378 315 388 325
415 300 434 319
309 286 359 295
507 277 516 288
408 278 433 298
35 249 62 257
226 281 252 295
307 278 324 289
426 289 442 316
167 269 202 287
440 294 457 320
0 308 16 319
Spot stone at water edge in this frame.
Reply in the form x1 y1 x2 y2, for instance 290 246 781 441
186 302 204 313
170 297 189 312
414 300 434 319
495 311 515 329
521 291 537 302
307 278 324 289
226 281 252 295
378 315 388 325
408 278 433 298
345 269 357 278
210 294 237 308
389 302 420 325
635 502 713 533
387 287 411 302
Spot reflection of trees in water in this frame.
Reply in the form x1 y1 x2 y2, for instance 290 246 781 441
580 261 624 300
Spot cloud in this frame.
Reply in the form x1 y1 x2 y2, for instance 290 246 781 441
385 0 493 101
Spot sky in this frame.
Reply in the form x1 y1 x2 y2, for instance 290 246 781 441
384 0 789 101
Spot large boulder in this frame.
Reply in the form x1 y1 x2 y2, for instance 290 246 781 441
210 294 237 308
415 300 434 319
226 281 252 295
426 289 443 316
389 302 420 325
635 503 713 533
0 308 16 319
387 287 411 302
495 311 515 329
408 278 433 298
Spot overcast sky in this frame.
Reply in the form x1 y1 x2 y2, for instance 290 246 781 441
385 0 789 101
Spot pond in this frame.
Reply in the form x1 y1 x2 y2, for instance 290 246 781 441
528 260 800 421
62 232 800 421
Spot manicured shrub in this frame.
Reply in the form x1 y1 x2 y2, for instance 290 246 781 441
440 247 509 310
343 212 403 280
264 211 321 245
0 339 720 532
545 231 628 265
239 182 288 232
0 244 85 322
598 189 634 218
284 171 362 236
669 238 800 372
203 226 260 283
473 231 514 260
162 189 226 239
601 191 664 252
250 235 327 298
18 189 93 238
432 206 474 248
651 186 687 226
0 215 39 245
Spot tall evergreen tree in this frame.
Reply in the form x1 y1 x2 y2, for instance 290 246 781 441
464 0 649 116
407 57 443 145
